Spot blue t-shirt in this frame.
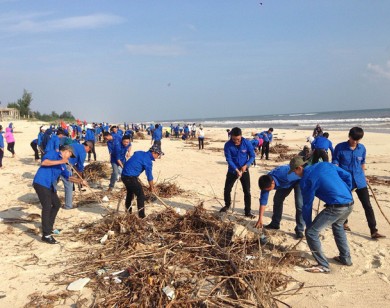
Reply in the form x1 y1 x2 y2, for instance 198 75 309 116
224 138 255 174
312 136 334 156
69 143 87 172
33 150 70 191
333 141 367 189
300 162 353 227
259 165 301 206
122 151 155 181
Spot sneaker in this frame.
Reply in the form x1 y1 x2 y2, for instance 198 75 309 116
264 224 280 230
219 206 230 213
41 235 59 244
245 213 256 219
371 232 386 239
295 231 304 239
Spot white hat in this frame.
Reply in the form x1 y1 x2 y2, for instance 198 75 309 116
86 124 93 129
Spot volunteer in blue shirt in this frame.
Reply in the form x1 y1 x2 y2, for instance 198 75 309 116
121 145 163 218
85 124 97 162
61 141 92 210
37 126 46 156
289 156 354 273
119 135 132 168
103 131 122 191
0 125 4 168
259 128 274 160
30 139 40 161
33 145 86 244
256 165 304 238
220 127 256 218
311 132 334 163
333 127 385 239
151 124 163 148
45 129 66 153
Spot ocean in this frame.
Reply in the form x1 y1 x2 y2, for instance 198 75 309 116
161 108 390 133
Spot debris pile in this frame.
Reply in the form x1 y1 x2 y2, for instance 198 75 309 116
270 143 290 154
366 175 390 186
84 162 111 182
41 205 306 307
133 132 146 140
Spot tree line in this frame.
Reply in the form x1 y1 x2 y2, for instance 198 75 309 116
6 89 76 122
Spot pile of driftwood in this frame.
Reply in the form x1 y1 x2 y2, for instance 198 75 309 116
133 132 146 140
84 162 111 182
31 205 306 307
270 143 290 154
274 153 297 163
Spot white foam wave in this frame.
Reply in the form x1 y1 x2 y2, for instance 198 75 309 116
202 117 390 126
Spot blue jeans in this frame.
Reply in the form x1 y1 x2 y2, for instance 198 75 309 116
306 204 353 268
109 163 120 188
61 165 73 209
269 183 305 233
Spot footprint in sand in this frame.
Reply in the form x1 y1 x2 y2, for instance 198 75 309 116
377 272 390 284
367 255 382 269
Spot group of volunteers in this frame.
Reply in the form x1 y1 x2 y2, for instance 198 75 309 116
221 125 385 274
9 119 385 274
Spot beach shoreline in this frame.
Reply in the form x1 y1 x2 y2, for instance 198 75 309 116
0 120 389 307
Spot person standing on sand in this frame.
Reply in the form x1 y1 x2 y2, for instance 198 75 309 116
333 127 385 239
33 145 86 244
197 127 205 150
259 128 273 160
0 125 4 168
5 127 16 157
311 132 334 163
103 131 122 192
289 157 354 273
220 127 256 218
151 124 163 149
61 141 92 210
121 145 163 218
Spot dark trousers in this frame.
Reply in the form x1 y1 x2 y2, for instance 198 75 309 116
88 141 96 161
0 149 3 167
30 141 40 160
224 171 251 214
33 183 61 236
269 183 305 233
312 149 329 163
345 187 377 233
198 137 204 149
7 142 15 155
122 176 146 218
153 140 162 149
261 141 270 159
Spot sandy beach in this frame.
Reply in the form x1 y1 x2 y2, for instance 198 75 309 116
0 120 389 307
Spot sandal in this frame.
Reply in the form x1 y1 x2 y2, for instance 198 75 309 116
371 232 386 239
333 256 352 266
343 224 351 232
304 265 330 273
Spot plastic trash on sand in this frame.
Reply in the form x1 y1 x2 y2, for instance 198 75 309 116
67 278 90 291
102 195 109 202
100 234 108 244
162 286 175 300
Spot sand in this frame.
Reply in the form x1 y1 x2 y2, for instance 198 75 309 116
0 120 389 307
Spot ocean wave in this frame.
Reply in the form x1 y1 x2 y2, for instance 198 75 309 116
202 117 390 126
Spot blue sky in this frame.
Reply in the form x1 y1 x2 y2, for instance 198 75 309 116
1 0 389 123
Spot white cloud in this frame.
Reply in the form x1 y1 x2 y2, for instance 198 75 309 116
0 12 125 33
125 44 185 56
367 61 390 80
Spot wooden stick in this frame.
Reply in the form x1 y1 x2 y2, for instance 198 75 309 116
152 192 175 211
368 183 390 226
231 178 239 213
67 163 102 204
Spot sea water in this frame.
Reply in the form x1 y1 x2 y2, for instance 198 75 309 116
161 108 390 133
